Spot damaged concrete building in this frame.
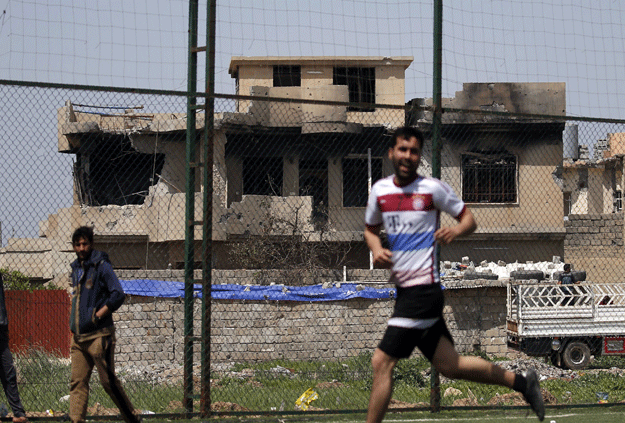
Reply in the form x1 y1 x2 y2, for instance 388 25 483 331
1 56 607 284
556 130 625 283
559 129 625 215
409 82 568 263
0 56 413 283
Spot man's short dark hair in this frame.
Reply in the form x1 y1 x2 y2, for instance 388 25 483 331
72 226 94 245
390 126 424 149
563 263 571 272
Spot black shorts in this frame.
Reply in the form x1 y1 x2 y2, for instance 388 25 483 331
377 318 453 361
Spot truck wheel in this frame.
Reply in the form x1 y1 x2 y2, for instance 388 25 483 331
562 341 591 370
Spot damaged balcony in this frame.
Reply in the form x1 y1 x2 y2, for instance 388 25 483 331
72 134 166 206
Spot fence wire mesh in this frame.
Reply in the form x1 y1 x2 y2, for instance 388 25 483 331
1 0 625 419
2 81 625 418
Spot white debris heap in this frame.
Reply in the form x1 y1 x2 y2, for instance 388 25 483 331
440 256 571 281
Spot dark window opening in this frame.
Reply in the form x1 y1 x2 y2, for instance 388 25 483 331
563 192 572 216
74 136 165 206
333 67 375 112
243 157 283 196
614 191 622 213
342 157 383 207
462 152 517 203
299 159 329 227
273 65 301 87
578 168 588 189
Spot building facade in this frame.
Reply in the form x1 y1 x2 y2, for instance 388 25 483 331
0 58 583 283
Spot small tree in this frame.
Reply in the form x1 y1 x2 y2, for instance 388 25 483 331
227 198 353 286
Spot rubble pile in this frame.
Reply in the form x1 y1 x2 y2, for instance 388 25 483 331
116 356 625 392
440 256 569 281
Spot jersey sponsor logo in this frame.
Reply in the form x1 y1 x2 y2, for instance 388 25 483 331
386 214 401 232
383 214 431 236
378 193 433 213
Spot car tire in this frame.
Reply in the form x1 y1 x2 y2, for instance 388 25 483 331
463 271 499 280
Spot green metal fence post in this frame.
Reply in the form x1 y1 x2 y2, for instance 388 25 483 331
200 0 216 417
430 0 443 413
184 0 199 415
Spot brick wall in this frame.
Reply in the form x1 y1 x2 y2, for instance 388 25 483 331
564 213 623 249
564 213 624 282
443 283 509 355
112 271 509 366
66 215 625 367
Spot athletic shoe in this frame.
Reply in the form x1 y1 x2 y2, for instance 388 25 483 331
523 369 545 421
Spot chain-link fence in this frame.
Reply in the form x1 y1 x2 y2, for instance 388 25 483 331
2 79 625 418
2 0 625 419
0 83 194 417
203 91 625 413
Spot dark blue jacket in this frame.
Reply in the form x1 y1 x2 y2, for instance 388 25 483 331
69 250 126 336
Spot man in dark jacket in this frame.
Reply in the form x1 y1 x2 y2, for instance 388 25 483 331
0 275 28 423
69 226 139 423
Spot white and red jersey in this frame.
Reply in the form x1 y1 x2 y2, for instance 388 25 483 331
365 174 467 288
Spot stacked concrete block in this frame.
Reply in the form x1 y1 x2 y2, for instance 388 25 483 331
564 213 624 248
563 212 625 283
114 297 180 366
593 139 610 161
112 279 510 367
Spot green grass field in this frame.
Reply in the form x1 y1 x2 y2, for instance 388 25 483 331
11 349 625 421
201 405 625 423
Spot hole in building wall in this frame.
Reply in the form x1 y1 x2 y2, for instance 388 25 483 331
74 134 165 206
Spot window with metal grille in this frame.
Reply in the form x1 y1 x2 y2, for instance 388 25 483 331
342 156 383 207
273 65 301 87
333 67 375 112
462 152 517 203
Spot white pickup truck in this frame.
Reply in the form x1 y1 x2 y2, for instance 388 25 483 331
506 281 625 370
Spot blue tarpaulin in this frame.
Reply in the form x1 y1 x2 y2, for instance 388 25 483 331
120 279 395 301
120 279 193 298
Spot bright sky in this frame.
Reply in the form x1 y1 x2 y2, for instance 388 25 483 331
1 0 624 243
2 1 624 116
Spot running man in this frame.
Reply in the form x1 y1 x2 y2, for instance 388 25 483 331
364 126 545 422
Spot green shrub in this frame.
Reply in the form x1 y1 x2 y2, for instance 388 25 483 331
1 267 61 291
393 357 429 388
